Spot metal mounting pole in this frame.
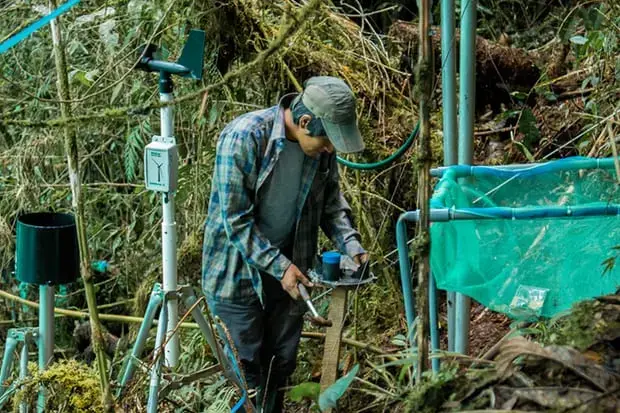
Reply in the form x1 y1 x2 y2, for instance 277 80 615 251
38 285 54 369
38 285 54 412
137 30 204 370
456 0 477 356
441 0 458 354
160 89 179 368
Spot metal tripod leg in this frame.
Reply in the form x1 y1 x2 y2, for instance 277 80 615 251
19 336 29 413
181 287 254 413
147 296 169 413
0 334 18 404
118 284 164 394
180 287 220 364
119 285 253 412
0 328 37 411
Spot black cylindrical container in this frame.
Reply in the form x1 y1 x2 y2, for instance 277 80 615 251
16 212 79 285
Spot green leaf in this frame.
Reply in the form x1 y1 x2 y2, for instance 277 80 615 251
318 364 359 411
475 3 492 15
582 76 592 89
513 141 536 162
208 103 219 128
569 35 588 45
511 91 528 101
585 6 604 30
518 109 540 149
497 110 520 121
559 15 580 43
72 71 92 87
110 82 124 104
124 126 145 181
288 382 321 403
543 92 557 102
601 257 616 276
391 334 407 347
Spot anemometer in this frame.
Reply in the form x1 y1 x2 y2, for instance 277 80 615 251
116 30 254 412
136 30 204 367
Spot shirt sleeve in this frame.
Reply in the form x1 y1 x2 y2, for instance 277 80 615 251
214 130 291 279
320 154 366 258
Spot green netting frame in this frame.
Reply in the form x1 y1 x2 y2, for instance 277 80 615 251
430 157 620 319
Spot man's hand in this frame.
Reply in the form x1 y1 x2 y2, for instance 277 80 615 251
281 264 314 300
353 253 369 266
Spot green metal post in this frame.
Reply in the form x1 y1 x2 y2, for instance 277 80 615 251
456 0 477 355
442 0 457 165
38 285 54 412
458 0 476 164
441 0 458 353
38 285 54 368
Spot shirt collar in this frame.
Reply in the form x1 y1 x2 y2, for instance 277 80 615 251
270 93 298 142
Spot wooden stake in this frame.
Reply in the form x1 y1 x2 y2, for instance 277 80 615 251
320 287 348 411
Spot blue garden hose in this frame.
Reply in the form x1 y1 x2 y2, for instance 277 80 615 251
336 121 420 170
0 0 81 55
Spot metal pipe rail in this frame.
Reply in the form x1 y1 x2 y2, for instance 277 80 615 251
396 203 620 372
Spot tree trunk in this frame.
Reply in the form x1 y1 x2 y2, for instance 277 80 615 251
414 0 433 382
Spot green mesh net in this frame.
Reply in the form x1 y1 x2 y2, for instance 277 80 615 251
430 158 620 320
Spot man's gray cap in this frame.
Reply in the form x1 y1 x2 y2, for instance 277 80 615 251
301 76 365 153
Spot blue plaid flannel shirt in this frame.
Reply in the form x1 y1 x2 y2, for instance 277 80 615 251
202 98 365 305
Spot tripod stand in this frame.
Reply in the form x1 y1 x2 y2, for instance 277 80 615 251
117 284 251 412
115 30 254 412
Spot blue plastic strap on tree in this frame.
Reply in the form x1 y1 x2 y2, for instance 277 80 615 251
91 260 109 273
0 0 81 55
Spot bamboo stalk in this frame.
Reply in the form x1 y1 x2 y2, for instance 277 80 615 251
0 288 197 328
0 288 391 356
414 0 433 382
48 1 111 408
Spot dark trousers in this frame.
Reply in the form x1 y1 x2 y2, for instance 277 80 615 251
208 274 305 412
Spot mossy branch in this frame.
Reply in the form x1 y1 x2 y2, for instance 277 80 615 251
4 0 323 129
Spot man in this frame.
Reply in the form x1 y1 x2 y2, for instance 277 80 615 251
202 76 367 412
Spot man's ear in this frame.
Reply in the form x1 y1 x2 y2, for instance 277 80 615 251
299 114 312 130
